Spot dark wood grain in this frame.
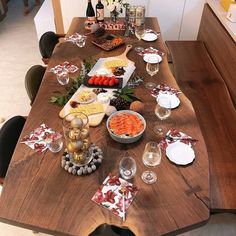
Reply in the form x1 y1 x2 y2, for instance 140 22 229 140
0 18 209 236
198 4 236 108
166 40 236 212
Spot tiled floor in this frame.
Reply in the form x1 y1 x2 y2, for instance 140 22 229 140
0 0 236 235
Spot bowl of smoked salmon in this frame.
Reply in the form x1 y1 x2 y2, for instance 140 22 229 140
106 110 146 143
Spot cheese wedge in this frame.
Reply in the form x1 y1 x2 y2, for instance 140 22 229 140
70 102 104 116
104 59 128 68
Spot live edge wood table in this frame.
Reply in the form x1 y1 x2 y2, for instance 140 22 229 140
0 18 209 236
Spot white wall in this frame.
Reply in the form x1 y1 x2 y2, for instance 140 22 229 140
179 0 205 40
34 0 205 41
34 0 56 40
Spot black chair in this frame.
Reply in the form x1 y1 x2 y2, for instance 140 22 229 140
0 116 26 183
39 31 59 64
25 65 46 105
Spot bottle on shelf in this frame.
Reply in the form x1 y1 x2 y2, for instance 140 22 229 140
86 0 96 22
96 0 104 22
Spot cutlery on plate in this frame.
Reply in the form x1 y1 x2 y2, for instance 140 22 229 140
166 135 198 142
120 185 126 222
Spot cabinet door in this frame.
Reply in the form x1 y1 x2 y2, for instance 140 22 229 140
179 0 205 40
148 0 186 40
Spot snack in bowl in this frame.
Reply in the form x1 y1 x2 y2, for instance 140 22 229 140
106 110 146 143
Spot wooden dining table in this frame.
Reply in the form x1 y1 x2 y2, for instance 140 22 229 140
0 17 209 236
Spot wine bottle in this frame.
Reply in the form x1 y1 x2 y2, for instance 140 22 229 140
96 0 104 22
86 0 96 21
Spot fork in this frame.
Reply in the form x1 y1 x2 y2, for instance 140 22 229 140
120 185 126 222
166 135 198 142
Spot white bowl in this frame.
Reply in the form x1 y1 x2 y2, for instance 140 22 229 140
106 110 146 144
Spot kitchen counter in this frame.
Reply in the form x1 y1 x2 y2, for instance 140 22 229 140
206 0 236 42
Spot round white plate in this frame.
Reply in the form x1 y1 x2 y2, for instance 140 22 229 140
142 32 158 42
166 142 195 165
157 93 180 109
77 91 96 104
143 54 162 63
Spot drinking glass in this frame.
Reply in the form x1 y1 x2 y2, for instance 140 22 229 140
134 24 145 52
141 142 162 184
48 138 63 153
154 96 171 136
146 57 160 77
145 56 160 89
75 35 87 48
56 71 70 85
119 156 137 180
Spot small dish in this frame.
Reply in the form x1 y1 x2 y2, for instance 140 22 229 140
142 32 158 42
143 53 162 63
157 93 180 109
77 90 96 104
166 142 195 165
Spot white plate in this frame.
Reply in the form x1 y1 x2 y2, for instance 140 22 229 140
142 32 158 42
166 142 195 165
157 93 180 109
143 54 162 63
77 90 96 104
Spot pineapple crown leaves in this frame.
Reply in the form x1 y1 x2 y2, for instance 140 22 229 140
113 86 141 103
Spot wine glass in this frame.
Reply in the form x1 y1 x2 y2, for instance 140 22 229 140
145 56 160 89
154 96 171 136
141 142 162 184
134 24 145 52
119 156 137 180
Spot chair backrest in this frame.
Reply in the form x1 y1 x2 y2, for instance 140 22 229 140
39 31 59 59
0 116 26 178
25 65 46 105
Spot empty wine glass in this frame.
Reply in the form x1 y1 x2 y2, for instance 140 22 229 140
154 96 171 136
141 142 162 184
56 71 70 85
135 24 145 52
119 156 137 180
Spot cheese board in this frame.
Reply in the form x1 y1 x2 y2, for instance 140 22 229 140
59 85 110 127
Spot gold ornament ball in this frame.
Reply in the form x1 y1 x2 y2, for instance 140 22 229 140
68 129 80 140
80 128 89 139
73 153 83 162
71 117 83 129
67 141 83 152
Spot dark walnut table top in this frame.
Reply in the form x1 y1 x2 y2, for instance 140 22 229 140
0 18 209 236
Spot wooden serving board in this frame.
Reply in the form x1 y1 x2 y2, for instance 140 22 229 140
59 85 110 127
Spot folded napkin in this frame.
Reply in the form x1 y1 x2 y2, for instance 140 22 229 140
92 173 138 219
160 129 198 150
151 84 181 98
65 33 86 43
138 47 165 57
21 124 62 153
49 61 78 75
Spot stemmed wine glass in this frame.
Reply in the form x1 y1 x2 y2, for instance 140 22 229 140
145 56 160 90
154 96 171 136
134 24 145 52
141 142 162 184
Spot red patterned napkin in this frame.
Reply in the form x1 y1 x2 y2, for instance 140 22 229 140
138 47 165 57
151 84 181 98
21 124 62 153
49 61 78 75
92 173 138 219
160 129 198 150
